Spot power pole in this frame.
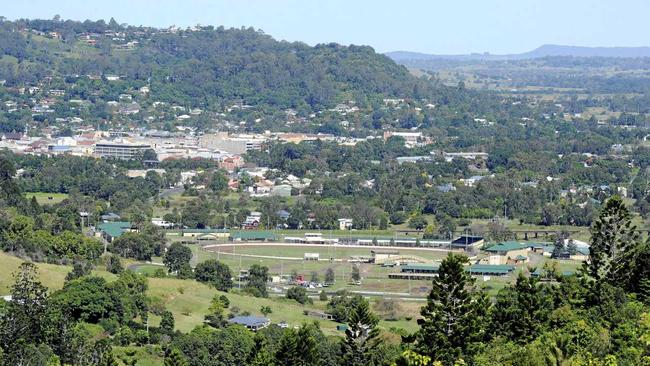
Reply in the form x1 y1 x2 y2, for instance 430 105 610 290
238 254 242 290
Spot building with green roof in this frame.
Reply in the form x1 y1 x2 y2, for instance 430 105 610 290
468 264 515 275
230 231 278 242
484 241 530 265
97 221 132 242
400 263 440 273
485 242 528 253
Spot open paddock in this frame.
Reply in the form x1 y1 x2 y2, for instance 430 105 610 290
24 192 69 205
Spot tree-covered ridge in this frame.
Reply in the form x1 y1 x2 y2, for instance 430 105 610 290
0 18 431 109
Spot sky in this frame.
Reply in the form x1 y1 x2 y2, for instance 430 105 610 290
3 0 650 54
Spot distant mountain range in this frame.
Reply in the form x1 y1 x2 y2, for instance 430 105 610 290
386 45 650 61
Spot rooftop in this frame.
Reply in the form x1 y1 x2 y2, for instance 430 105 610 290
181 228 229 234
97 221 131 238
228 316 270 327
468 264 515 275
451 235 484 245
231 231 278 240
401 264 440 271
485 242 528 253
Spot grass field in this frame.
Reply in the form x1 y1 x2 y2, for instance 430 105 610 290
23 192 69 205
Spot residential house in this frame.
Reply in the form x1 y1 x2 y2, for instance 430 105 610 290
396 156 433 164
242 212 262 229
461 175 485 187
436 183 456 193
250 180 274 196
276 209 291 221
443 152 488 162
228 316 270 331
97 221 133 242
219 155 244 172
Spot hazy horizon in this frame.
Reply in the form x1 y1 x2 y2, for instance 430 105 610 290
3 0 650 54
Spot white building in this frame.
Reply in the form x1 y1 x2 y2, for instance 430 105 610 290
383 131 423 148
338 218 353 230
151 218 174 228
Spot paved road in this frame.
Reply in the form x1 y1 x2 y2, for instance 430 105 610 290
127 261 165 272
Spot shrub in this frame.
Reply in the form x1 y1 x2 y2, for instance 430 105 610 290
287 286 312 304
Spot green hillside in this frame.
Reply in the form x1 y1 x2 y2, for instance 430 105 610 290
0 19 431 110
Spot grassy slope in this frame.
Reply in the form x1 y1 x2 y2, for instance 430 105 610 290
0 252 418 335
0 253 116 293
147 276 344 334
0 254 67 293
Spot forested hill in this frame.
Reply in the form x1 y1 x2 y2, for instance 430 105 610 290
0 18 431 109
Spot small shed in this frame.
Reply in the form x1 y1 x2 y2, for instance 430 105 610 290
304 253 320 261
303 310 334 320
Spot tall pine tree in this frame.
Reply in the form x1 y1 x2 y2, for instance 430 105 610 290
416 253 489 365
584 196 641 293
490 274 551 343
340 297 380 366
630 240 650 299
274 323 321 366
